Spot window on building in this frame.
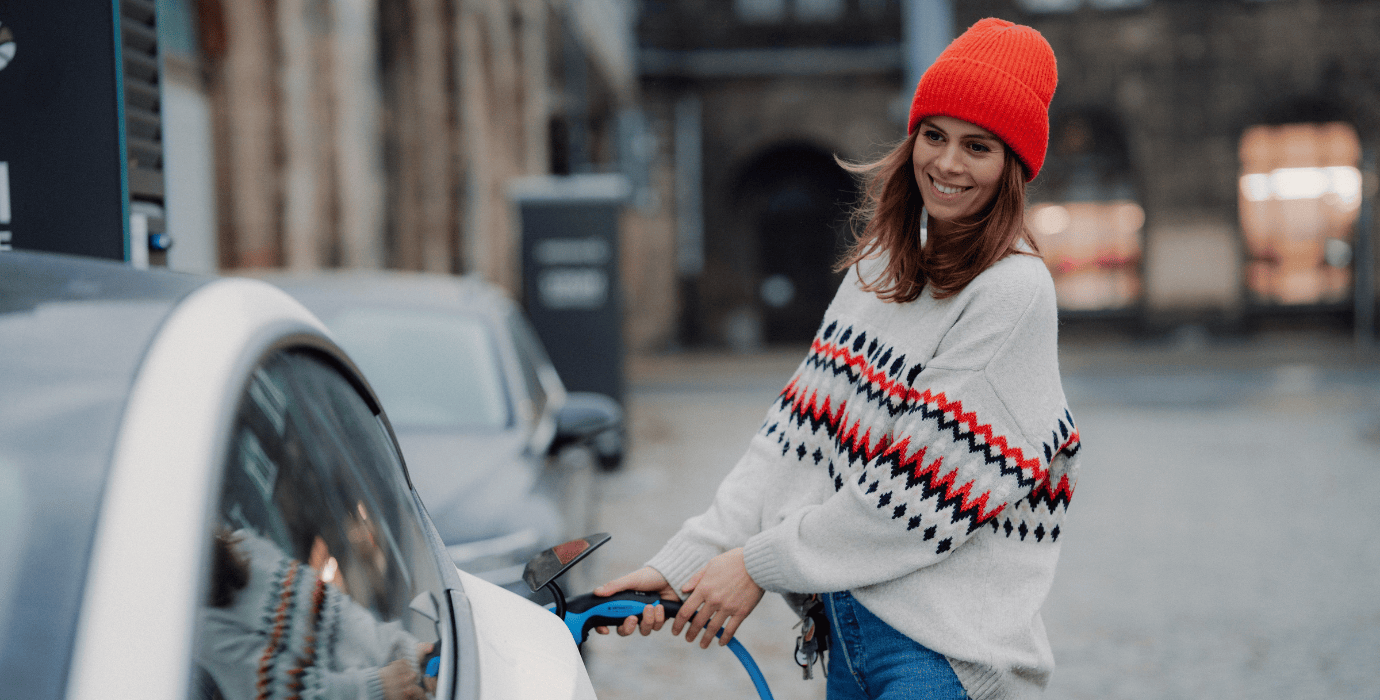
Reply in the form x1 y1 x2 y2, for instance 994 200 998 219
1029 200 1143 310
1029 110 1143 311
1238 122 1361 306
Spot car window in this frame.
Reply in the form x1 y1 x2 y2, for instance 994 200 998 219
504 311 555 419
194 349 447 700
325 308 512 430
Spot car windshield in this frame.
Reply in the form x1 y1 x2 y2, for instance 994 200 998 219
323 308 512 430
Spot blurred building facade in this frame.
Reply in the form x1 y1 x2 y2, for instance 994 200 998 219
635 0 911 348
642 0 1380 348
156 0 636 297
987 0 1379 340
150 0 1380 353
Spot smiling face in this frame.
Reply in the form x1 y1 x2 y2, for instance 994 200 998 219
911 115 1008 226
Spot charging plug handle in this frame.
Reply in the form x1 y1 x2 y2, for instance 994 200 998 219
563 591 683 645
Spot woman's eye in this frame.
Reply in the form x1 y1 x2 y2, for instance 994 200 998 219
924 130 943 142
968 142 991 153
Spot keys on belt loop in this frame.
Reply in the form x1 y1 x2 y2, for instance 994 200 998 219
793 595 830 680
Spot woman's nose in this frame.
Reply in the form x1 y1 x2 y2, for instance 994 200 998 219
935 144 964 173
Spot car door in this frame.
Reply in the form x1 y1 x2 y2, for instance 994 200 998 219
194 347 468 700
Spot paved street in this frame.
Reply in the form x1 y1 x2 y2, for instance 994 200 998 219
581 337 1380 700
581 351 823 700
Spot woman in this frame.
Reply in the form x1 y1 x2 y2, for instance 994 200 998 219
596 18 1081 700
198 530 431 700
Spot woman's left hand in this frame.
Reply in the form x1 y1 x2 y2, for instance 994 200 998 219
672 547 764 648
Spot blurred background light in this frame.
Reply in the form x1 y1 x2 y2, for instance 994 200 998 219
1031 200 1145 311
759 274 796 308
1240 166 1361 204
1325 238 1353 268
1031 204 1071 236
1238 122 1361 306
1112 201 1145 235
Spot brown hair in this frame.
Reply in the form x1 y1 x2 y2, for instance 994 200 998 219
836 129 1040 302
209 529 250 608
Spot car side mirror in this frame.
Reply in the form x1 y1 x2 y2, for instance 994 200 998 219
551 392 623 456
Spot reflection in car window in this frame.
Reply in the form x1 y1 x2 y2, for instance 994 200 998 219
504 311 553 421
196 350 447 700
326 309 511 430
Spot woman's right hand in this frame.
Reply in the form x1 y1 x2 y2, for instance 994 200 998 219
378 659 425 700
591 566 679 637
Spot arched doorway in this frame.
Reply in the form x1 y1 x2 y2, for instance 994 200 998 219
732 143 856 344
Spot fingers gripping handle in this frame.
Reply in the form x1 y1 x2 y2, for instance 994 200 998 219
559 591 682 645
557 591 776 700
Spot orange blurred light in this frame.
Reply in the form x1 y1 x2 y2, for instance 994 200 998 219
1238 122 1360 305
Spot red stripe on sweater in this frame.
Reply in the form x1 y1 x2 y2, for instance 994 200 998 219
1029 473 1075 506
782 385 1009 524
798 339 1048 483
885 437 1007 523
808 338 914 403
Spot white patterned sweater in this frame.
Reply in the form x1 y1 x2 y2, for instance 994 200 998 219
647 254 1081 700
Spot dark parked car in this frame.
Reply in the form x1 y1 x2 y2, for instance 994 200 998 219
0 251 596 700
256 271 623 595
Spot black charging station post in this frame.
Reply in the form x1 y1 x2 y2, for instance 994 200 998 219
0 1 164 263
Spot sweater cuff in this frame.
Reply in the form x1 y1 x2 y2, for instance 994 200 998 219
742 528 792 592
645 535 720 597
364 669 386 700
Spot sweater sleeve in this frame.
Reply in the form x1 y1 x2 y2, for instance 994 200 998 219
645 426 784 595
743 262 1065 593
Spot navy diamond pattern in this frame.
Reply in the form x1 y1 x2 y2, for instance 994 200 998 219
759 316 1079 556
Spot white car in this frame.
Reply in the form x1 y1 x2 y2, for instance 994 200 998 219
0 251 595 700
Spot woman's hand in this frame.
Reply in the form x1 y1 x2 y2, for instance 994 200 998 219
416 642 437 695
378 659 425 700
591 566 679 637
673 548 763 648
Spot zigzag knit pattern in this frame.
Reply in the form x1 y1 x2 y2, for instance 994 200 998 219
761 319 1079 555
254 557 344 700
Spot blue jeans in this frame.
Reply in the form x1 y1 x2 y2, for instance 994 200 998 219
823 591 970 700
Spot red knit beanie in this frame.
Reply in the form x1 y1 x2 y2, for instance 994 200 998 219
907 18 1058 181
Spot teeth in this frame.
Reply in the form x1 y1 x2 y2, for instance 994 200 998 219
935 182 964 195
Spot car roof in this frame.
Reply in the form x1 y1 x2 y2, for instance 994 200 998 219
252 269 518 320
0 251 212 482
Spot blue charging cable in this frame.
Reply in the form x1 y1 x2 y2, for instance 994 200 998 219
552 591 775 700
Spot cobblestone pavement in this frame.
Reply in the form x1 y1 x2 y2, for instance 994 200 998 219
581 340 1380 700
